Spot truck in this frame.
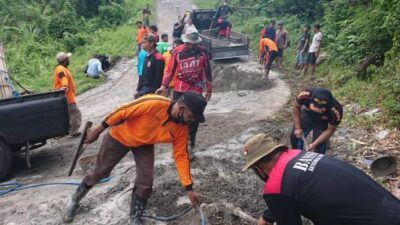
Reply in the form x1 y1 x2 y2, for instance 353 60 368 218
0 43 70 181
184 9 250 60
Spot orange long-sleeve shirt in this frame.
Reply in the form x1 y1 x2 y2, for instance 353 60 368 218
259 38 278 58
53 65 76 104
136 27 149 44
162 51 177 88
102 95 192 188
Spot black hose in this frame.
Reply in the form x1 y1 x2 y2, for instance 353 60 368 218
142 206 193 222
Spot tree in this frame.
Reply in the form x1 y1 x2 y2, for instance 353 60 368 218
47 0 81 39
70 0 101 18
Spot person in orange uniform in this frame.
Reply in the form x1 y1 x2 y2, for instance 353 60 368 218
162 38 184 98
62 92 207 225
53 52 81 137
135 21 149 56
259 37 278 78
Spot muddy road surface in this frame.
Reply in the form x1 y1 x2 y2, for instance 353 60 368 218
0 1 291 224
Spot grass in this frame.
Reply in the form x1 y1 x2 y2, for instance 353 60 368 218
66 24 136 93
193 0 217 8
193 0 398 126
5 0 152 95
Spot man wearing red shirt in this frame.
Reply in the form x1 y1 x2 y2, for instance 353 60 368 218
156 29 212 157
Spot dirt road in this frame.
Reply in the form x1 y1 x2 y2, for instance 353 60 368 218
0 1 291 224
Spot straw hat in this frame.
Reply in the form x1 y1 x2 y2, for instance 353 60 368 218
242 133 287 171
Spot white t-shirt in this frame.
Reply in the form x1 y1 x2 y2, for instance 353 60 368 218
309 32 322 53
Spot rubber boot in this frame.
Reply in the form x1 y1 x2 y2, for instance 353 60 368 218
63 182 91 223
263 69 270 79
130 193 147 225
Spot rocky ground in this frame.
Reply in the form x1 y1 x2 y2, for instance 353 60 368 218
1 0 399 225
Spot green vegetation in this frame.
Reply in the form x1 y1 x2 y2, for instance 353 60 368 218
0 0 151 93
194 0 400 127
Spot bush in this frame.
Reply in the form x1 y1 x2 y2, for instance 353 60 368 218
2 0 149 94
63 33 89 52
192 0 400 127
47 1 81 39
99 4 129 26
70 0 101 18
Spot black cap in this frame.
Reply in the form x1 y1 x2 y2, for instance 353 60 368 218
311 88 333 109
144 34 156 43
180 92 207 123
174 38 184 45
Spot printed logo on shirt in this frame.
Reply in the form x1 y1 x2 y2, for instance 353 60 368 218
332 107 341 122
179 58 201 70
297 91 310 98
293 152 323 172
147 61 152 67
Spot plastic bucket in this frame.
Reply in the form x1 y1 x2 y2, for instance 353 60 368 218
370 156 397 177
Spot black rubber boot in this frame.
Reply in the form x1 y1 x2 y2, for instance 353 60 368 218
62 182 91 223
130 193 147 225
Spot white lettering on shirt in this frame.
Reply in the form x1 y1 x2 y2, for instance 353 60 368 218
293 152 323 172
308 154 323 172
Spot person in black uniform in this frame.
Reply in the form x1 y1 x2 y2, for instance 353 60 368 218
172 16 184 40
213 0 233 39
290 87 343 154
242 133 400 225
214 0 233 20
134 34 165 99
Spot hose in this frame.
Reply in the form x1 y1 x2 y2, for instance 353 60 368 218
0 177 112 197
142 206 193 222
143 205 206 224
1 178 206 224
199 206 206 225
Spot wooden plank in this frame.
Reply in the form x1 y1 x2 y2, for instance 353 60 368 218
0 42 13 99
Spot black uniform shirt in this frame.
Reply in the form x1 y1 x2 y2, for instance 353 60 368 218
137 51 165 94
262 150 400 225
296 88 343 126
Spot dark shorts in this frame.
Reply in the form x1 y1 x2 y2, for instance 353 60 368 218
277 48 284 58
306 52 318 64
265 51 278 70
290 108 329 154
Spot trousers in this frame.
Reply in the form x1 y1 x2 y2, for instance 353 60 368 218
84 133 155 199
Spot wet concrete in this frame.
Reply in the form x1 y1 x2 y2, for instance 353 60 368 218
0 0 292 224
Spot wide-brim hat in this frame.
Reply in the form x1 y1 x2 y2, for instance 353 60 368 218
182 29 202 44
242 133 288 171
371 156 397 177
